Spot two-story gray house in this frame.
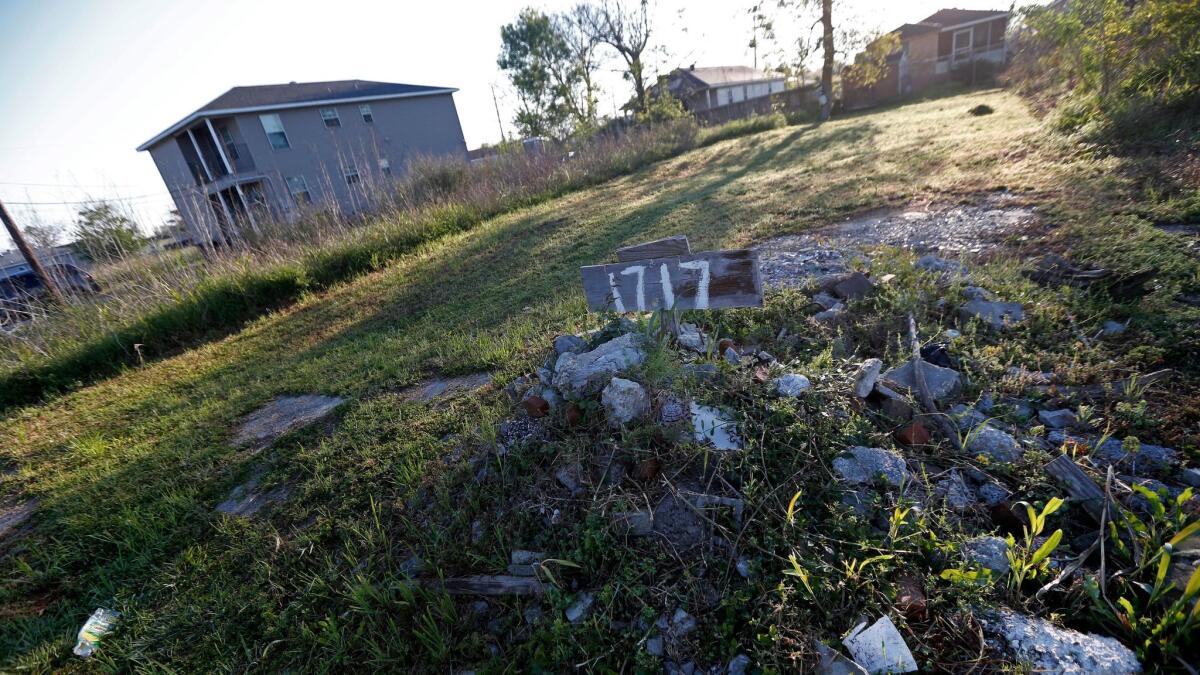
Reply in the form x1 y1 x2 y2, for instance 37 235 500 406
137 80 467 247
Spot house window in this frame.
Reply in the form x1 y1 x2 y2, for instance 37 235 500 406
952 28 973 61
344 165 361 186
259 114 290 149
377 158 391 176
320 108 341 128
359 104 374 124
285 176 310 204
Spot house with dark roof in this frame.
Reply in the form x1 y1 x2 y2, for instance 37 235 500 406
137 80 467 246
843 8 1010 109
649 66 787 113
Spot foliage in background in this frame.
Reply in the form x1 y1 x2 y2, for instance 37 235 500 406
499 8 588 139
73 201 143 262
843 32 900 89
1006 0 1200 145
0 113 796 410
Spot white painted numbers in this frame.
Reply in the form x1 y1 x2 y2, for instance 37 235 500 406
581 249 761 313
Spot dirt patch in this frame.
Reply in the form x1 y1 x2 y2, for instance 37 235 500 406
756 194 1039 289
399 372 493 403
215 471 294 518
0 499 37 541
232 395 345 449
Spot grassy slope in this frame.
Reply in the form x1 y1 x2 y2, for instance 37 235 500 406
2 90 1196 671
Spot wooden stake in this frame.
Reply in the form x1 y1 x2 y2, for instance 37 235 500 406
0 198 62 302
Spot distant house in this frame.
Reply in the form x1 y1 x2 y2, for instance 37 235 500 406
650 66 787 113
137 80 468 247
843 8 1010 109
0 246 96 307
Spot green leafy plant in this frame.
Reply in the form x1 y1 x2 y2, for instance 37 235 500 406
1006 497 1065 593
1082 487 1200 661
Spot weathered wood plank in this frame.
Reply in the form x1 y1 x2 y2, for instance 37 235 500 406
581 249 762 313
429 575 545 596
1044 454 1109 524
616 235 691 262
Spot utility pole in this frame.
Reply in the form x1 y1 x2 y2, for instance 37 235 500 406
0 197 62 302
490 84 507 143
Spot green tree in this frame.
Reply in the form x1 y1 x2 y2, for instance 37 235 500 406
638 75 687 123
499 8 573 139
843 32 901 89
73 201 142 261
1009 0 1200 141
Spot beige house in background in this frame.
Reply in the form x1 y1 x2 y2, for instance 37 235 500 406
844 8 1010 109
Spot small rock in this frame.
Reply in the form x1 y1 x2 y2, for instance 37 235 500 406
814 307 846 323
1038 408 1078 429
915 254 967 277
471 520 485 543
948 403 989 431
683 363 720 382
978 607 1142 673
670 608 698 637
1180 467 1200 488
960 299 1024 330
660 396 689 425
774 373 811 397
633 457 663 481
536 367 554 386
935 470 975 511
646 635 664 656
1092 438 1178 477
966 425 1023 463
736 556 752 579
813 291 843 310
1101 320 1127 336
879 395 914 422
602 377 650 427
556 464 584 496
963 285 994 301
726 654 752 675
976 482 1012 506
894 421 931 446
833 446 910 487
613 510 654 536
816 643 868 675
564 402 583 426
963 536 1010 575
944 328 961 339
565 592 595 623
853 359 883 398
832 272 874 301
895 575 927 621
676 323 708 353
842 615 918 673
524 605 544 624
553 333 647 397
882 359 962 401
724 346 742 366
553 334 588 355
690 403 742 451
522 395 550 418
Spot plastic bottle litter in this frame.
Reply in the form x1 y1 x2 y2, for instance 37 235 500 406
73 608 119 657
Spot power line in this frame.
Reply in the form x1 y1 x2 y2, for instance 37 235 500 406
0 180 146 189
1 192 172 206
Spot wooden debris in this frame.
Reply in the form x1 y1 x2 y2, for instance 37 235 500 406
616 235 691 262
429 575 545 596
1043 455 1109 524
906 314 963 453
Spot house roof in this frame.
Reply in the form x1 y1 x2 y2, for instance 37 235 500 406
917 8 1007 28
137 79 457 151
895 22 942 39
675 66 783 89
0 246 75 273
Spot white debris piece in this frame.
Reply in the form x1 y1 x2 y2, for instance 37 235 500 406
690 403 742 451
842 615 918 673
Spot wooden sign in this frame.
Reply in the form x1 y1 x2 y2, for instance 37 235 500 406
581 245 762 313
616 235 692 262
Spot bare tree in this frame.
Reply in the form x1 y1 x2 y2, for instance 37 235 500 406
22 221 63 250
556 6 603 131
580 0 654 115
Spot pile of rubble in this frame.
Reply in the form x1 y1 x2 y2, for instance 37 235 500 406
425 248 1192 672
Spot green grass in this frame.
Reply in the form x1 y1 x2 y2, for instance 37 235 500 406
1 89 1197 671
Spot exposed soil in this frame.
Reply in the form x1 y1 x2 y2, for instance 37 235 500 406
756 193 1040 288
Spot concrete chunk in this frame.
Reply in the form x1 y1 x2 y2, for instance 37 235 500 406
842 616 918 673
882 359 961 401
553 333 647 397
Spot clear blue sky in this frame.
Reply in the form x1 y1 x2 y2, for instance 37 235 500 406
0 0 1016 247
